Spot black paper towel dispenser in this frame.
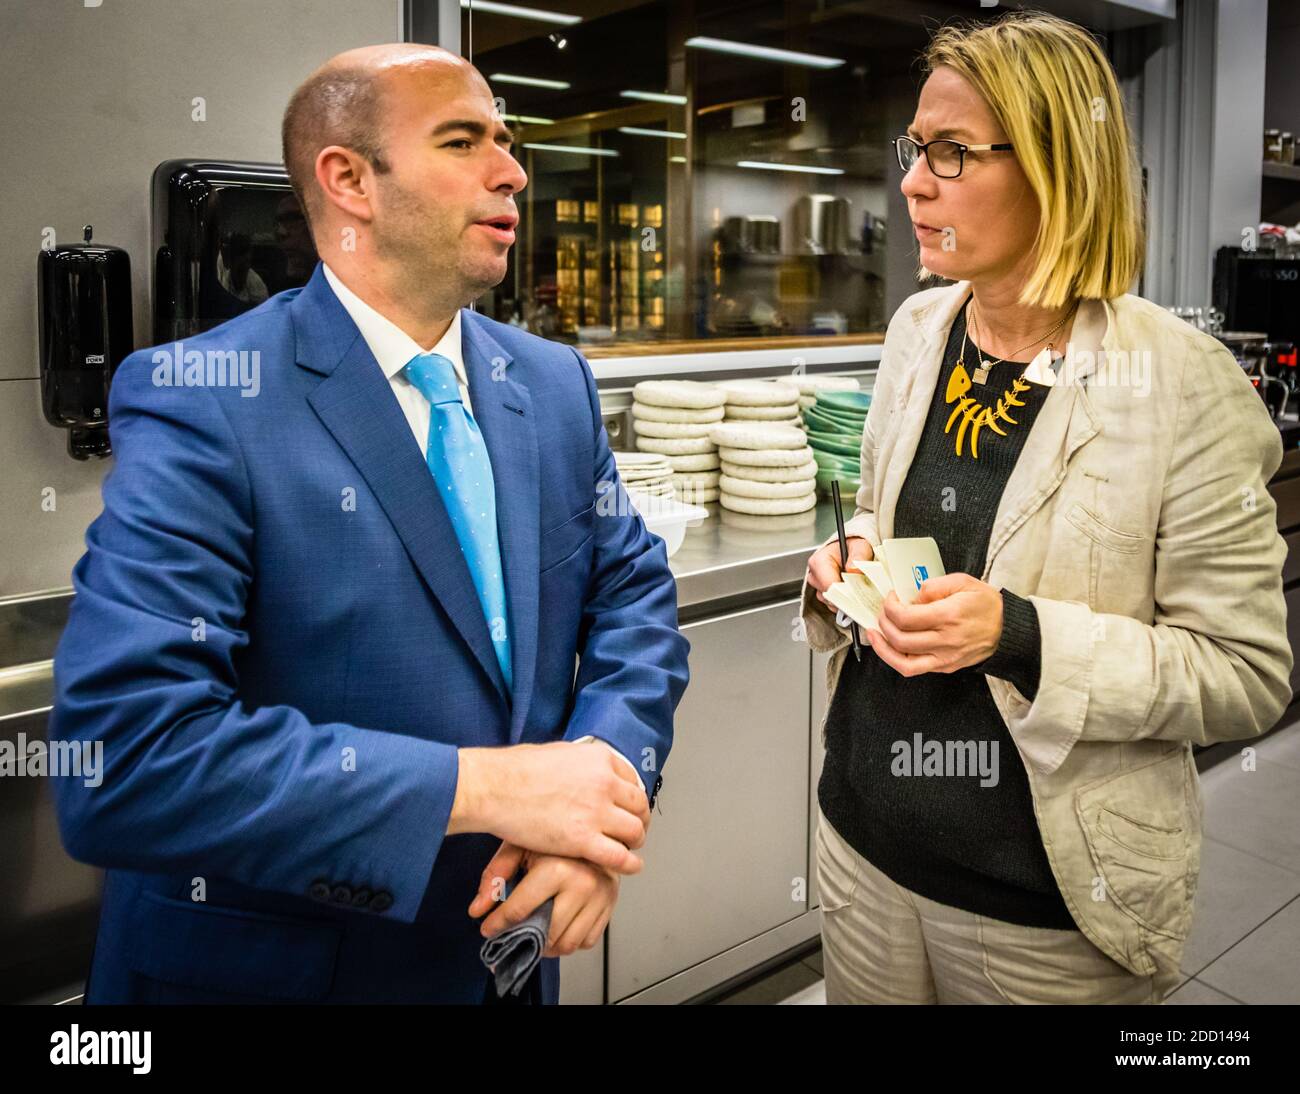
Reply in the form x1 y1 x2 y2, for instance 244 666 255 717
37 226 133 460
151 159 316 344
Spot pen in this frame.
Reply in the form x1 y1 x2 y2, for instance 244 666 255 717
831 479 863 663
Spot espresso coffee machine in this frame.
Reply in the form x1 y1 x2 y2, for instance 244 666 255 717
1213 248 1299 421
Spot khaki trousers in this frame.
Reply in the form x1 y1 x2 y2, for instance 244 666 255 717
815 807 1181 1004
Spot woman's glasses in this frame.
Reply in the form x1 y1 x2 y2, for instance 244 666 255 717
893 136 1014 179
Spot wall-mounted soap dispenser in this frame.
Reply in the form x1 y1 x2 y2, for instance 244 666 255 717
38 226 133 459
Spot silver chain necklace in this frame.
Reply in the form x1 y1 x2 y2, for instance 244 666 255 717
966 297 1077 385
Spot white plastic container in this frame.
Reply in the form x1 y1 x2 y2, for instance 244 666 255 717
624 488 710 557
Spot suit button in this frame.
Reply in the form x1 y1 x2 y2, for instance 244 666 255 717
350 887 373 909
330 884 353 905
369 890 394 913
309 879 331 902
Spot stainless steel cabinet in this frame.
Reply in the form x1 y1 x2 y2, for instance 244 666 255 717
558 938 603 1004
607 599 812 1001
809 649 832 910
0 710 101 1003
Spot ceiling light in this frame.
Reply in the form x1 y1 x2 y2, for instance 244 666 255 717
491 73 571 89
736 160 844 175
620 90 688 105
522 142 618 157
460 2 581 25
618 126 687 139
685 36 844 69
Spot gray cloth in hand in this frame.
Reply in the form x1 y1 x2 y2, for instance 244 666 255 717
479 897 554 997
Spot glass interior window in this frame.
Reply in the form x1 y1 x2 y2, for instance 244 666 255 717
451 0 1106 357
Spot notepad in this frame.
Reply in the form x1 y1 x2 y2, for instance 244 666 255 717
824 536 945 630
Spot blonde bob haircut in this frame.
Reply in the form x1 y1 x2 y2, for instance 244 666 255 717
922 11 1144 308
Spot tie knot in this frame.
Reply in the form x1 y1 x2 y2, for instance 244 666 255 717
405 353 460 406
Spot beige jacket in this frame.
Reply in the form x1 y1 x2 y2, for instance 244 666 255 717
801 281 1293 980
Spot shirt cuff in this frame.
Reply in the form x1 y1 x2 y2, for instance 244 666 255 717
574 735 648 798
978 588 1043 702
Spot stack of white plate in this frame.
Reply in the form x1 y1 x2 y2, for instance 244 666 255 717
716 379 803 429
709 421 818 516
614 452 674 498
631 381 725 503
791 374 860 412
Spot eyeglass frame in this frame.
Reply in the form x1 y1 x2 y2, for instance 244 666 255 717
892 135 1014 179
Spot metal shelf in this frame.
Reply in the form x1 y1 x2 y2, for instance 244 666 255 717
1263 161 1300 183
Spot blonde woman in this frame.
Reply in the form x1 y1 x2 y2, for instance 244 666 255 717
803 11 1291 1005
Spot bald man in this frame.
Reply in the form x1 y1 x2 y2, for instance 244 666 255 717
50 45 689 1005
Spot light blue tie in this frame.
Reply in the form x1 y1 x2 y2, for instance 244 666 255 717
404 352 512 693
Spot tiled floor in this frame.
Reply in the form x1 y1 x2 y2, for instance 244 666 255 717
714 717 1300 1005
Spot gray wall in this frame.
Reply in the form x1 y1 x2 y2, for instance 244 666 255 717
1208 0 1266 266
0 0 402 598
1108 0 1267 308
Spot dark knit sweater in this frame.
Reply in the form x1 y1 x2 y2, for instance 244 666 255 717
818 304 1077 930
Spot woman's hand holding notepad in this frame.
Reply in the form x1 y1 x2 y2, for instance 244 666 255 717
825 537 946 630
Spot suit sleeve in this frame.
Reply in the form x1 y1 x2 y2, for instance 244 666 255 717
560 348 690 799
48 353 459 923
574 735 648 797
996 337 1294 773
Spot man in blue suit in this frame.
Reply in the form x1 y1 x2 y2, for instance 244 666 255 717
49 43 689 1004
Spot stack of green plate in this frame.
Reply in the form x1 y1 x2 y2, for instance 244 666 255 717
804 390 870 497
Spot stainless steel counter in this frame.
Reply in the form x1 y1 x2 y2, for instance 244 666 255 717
0 503 841 720
669 500 836 619
0 661 55 723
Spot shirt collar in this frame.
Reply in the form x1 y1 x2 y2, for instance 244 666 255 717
321 262 465 385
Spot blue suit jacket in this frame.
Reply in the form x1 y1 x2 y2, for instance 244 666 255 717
49 264 689 1004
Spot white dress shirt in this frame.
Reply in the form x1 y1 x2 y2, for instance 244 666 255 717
322 263 471 449
320 264 647 798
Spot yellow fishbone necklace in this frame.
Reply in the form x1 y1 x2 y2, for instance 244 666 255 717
943 298 1074 459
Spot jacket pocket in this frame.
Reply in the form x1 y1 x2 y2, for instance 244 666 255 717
1096 807 1186 860
127 890 343 1001
1065 502 1146 555
540 502 595 571
1074 749 1193 941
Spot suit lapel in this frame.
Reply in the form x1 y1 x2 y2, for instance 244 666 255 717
292 267 509 706
462 311 541 743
